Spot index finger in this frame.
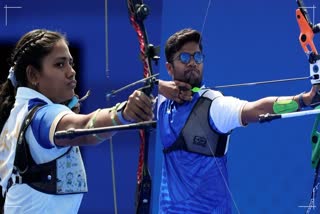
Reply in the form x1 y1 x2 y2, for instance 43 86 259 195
137 91 153 108
174 80 192 91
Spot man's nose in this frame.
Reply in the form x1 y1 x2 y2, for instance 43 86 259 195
187 57 197 66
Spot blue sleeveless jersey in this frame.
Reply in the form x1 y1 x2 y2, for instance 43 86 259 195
158 92 232 213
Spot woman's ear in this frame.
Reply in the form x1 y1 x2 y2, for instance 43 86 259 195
26 65 40 86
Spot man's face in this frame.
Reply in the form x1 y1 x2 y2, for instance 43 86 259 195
166 41 203 88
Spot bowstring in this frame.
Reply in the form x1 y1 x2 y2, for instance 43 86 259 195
199 0 241 212
200 0 212 40
105 0 118 213
192 106 240 213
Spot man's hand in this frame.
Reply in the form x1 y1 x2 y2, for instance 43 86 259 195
158 80 192 103
309 85 320 108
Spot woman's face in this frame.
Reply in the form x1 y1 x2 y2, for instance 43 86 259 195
37 39 76 104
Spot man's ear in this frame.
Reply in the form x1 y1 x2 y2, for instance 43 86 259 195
26 65 40 86
166 62 174 78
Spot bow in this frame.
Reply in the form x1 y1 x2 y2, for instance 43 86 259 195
289 1 320 211
257 0 320 212
126 1 159 213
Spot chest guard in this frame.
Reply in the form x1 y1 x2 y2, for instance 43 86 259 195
12 105 88 194
163 90 230 157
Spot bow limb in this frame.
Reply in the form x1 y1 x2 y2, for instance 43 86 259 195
306 111 320 212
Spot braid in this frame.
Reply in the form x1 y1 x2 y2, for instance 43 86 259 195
0 80 16 132
0 29 66 132
11 30 65 87
11 31 46 65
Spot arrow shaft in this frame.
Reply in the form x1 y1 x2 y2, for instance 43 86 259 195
106 73 159 99
214 76 311 89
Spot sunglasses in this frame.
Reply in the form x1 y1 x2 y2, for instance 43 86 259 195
173 51 204 64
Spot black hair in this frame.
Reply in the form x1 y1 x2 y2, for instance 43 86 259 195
165 28 202 63
0 29 66 132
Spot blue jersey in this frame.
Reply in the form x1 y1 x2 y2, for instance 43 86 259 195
29 97 72 149
158 91 232 214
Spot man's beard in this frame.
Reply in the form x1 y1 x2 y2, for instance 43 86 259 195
174 68 202 88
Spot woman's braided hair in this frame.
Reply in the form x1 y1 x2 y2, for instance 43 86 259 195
0 29 66 132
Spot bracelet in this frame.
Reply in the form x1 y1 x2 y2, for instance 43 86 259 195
111 102 121 111
88 109 105 141
116 110 131 125
298 92 307 110
110 110 118 126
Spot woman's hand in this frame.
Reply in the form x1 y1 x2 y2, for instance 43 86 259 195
122 90 154 122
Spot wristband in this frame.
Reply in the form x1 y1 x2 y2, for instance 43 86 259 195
298 92 307 110
116 110 131 125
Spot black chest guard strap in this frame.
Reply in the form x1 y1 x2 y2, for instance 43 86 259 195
13 105 71 194
163 90 229 157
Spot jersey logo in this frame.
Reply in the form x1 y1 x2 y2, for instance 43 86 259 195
193 136 207 147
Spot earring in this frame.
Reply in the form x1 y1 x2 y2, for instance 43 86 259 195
33 82 39 88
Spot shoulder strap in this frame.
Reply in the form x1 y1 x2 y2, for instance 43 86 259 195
201 89 222 100
13 105 42 174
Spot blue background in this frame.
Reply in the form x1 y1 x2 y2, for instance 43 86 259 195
0 0 319 213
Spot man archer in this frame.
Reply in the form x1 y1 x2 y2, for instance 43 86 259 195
156 28 319 213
